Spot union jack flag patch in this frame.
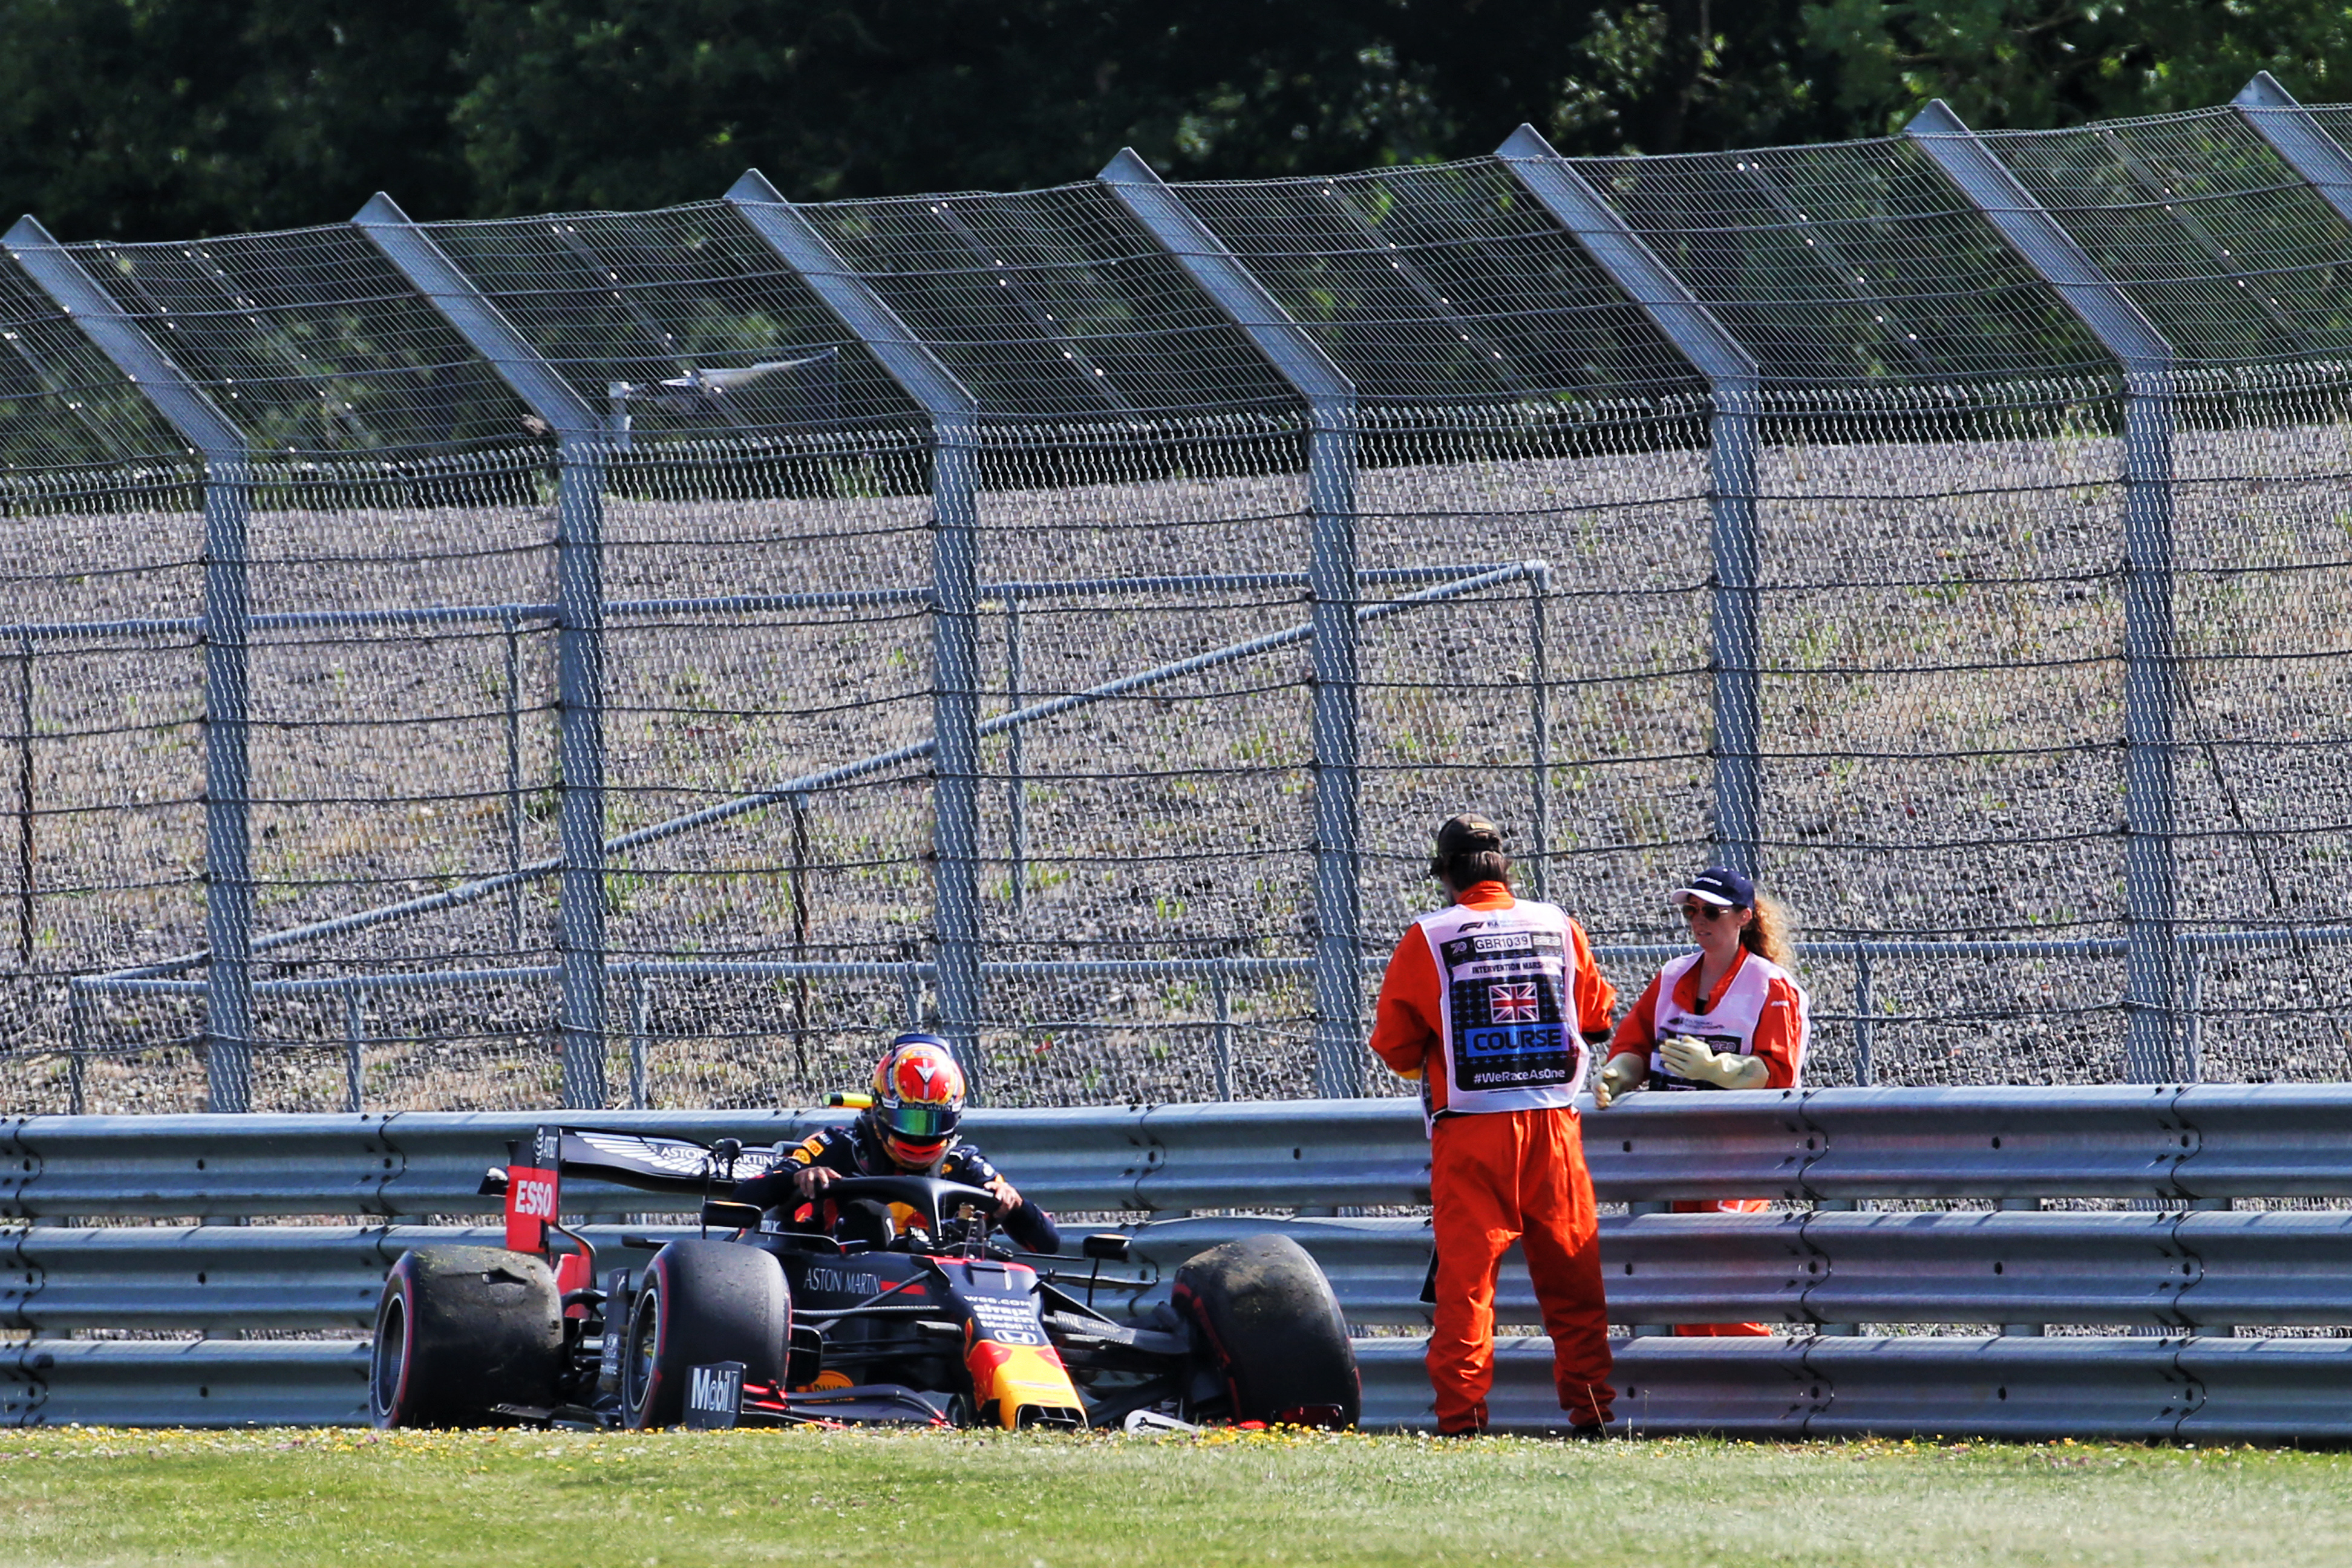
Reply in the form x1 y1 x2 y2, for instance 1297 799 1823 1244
1488 982 1541 1024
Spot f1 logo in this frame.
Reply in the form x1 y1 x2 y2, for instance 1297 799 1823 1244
684 1361 745 1429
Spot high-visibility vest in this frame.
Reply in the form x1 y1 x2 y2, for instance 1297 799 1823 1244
1645 948 1810 1091
1411 897 1589 1125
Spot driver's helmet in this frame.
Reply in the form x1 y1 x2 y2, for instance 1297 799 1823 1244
867 1033 967 1169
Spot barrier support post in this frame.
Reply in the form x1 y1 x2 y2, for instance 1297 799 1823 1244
4 215 258 1111
1904 103 2183 1085
1097 147 1367 1096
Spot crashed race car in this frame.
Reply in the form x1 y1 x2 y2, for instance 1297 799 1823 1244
368 1125 1361 1432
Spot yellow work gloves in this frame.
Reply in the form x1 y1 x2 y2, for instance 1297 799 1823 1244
1594 1036 1767 1106
1591 1051 1647 1109
1658 1034 1765 1089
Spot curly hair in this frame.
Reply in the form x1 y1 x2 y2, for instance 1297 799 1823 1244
1740 890 1797 970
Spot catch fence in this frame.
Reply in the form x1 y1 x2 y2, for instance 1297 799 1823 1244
6 78 2352 1112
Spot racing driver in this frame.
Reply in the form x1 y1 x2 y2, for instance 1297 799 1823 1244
732 1033 1061 1255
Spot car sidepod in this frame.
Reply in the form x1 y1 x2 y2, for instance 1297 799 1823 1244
938 1259 1085 1429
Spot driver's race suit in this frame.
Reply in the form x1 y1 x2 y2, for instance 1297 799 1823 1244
730 1120 1062 1254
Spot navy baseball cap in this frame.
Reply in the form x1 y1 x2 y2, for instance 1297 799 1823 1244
1670 866 1754 908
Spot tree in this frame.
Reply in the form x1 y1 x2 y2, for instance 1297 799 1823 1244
1803 0 2352 131
2 0 2349 238
0 0 470 238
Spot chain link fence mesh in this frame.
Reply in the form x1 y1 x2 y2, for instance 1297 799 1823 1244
8 93 2352 1112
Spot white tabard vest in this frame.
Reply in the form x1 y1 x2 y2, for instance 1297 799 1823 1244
1645 948 1810 1092
1413 898 1588 1128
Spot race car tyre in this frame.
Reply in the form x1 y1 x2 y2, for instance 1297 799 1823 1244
1174 1233 1361 1430
622 1240 791 1429
370 1246 563 1428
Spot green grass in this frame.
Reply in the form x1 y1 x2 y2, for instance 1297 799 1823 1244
1 1427 2348 1567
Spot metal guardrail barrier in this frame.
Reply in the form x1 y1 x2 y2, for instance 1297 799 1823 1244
21 1208 2344 1340
13 1330 2345 1440
6 1086 2352 1434
1361 1335 2352 1442
3 1341 374 1430
13 1082 2352 1220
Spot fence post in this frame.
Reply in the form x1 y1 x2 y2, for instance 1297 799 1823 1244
900 962 926 1033
1097 147 1368 1097
1304 406 1362 1097
1211 960 1234 1102
1853 944 1877 1087
1527 566 1550 902
552 440 610 1107
354 192 614 1108
502 610 523 953
789 792 813 1084
2224 79 2352 1091
1005 599 1027 923
1709 394 1763 874
930 417 985 1096
2183 949 2204 1085
5 216 259 1111
344 984 367 1113
67 981 87 1116
726 171 990 1099
1904 104 2184 1085
1496 129 1768 878
628 975 652 1109
2232 74 2352 229
15 634 31 969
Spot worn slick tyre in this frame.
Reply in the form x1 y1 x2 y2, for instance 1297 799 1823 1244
1174 1233 1360 1429
370 1246 563 1428
622 1240 791 1429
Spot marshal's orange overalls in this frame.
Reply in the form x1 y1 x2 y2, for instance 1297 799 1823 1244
1607 947 1809 1336
1370 880 1617 1434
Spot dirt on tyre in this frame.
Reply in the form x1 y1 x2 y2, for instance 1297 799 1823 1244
1174 1232 1360 1429
371 1246 563 1428
621 1239 791 1429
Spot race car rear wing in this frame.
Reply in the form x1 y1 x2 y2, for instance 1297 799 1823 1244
482 1126 790 1249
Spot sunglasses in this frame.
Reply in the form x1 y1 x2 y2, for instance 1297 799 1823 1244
1677 901 1738 922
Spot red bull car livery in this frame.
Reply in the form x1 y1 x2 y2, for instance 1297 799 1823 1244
368 1125 1361 1433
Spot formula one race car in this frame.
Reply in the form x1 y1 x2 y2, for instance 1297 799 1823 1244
368 1126 1361 1432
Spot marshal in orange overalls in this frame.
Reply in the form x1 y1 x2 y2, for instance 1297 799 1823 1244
1370 880 1618 1434
1608 947 1809 1335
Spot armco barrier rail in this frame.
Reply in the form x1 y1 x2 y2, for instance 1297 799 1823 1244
6 1080 2343 1219
7 1085 2352 1436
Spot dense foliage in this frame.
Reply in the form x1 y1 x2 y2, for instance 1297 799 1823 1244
0 1 2344 238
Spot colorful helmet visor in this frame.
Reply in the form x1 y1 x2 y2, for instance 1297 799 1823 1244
878 1097 960 1143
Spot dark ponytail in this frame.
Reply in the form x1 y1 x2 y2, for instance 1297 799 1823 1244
1431 814 1511 889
